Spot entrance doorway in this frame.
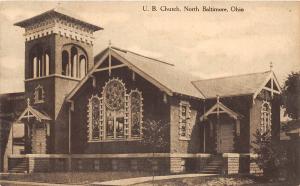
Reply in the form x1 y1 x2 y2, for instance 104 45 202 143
217 120 234 153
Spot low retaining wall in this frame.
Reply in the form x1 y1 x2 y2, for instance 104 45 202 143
223 153 262 175
8 153 261 174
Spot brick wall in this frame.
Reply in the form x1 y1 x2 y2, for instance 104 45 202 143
169 97 201 154
71 67 170 154
249 99 263 152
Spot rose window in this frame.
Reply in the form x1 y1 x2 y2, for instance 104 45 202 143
104 79 125 110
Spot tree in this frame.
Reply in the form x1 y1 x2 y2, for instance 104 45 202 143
252 129 288 180
282 71 300 119
140 119 169 182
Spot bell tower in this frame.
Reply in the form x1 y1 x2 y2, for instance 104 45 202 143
15 8 102 153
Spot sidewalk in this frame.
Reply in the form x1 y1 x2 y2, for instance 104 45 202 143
0 180 81 186
91 173 217 186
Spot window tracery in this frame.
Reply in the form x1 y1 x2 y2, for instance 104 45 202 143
88 95 101 140
260 101 272 134
130 90 143 138
34 85 45 104
87 78 143 142
179 100 191 140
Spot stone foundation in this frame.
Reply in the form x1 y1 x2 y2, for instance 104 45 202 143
8 153 261 174
223 153 240 174
249 154 263 174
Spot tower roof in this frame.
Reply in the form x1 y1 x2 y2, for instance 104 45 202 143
14 7 103 31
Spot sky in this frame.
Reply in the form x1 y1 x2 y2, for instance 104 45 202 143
0 1 299 94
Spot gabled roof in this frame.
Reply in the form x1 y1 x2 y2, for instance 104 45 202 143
192 71 278 99
14 7 102 31
66 47 205 100
200 99 243 121
111 47 204 98
66 46 282 101
17 105 51 122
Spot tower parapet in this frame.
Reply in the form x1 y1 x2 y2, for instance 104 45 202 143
15 7 102 45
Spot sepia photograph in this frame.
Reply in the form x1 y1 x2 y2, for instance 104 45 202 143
0 1 299 185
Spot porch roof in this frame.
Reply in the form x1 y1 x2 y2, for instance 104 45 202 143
200 99 243 121
17 102 51 122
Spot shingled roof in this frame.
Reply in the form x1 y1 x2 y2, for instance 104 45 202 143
111 47 204 99
67 46 280 101
192 71 272 99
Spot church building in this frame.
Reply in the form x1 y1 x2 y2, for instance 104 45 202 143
0 8 282 174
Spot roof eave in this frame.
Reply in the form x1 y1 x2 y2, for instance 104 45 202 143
14 9 103 31
204 93 254 100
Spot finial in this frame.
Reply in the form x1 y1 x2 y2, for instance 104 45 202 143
217 95 220 103
27 98 30 107
55 2 61 10
270 61 273 71
108 40 112 47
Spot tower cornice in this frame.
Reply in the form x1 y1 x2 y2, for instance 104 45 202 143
14 8 102 31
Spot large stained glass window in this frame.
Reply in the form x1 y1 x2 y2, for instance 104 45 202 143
87 78 143 141
130 91 143 138
88 96 101 141
260 101 272 134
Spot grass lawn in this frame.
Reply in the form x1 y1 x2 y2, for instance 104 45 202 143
0 171 159 185
134 175 297 186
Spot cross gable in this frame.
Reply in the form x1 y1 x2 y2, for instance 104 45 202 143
200 98 243 121
253 71 282 100
66 47 177 101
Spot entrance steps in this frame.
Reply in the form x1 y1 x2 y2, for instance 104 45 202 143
9 158 28 173
199 155 223 174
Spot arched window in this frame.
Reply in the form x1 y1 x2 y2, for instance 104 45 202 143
37 47 43 77
45 53 50 76
62 51 69 76
30 46 50 78
71 47 78 78
88 96 101 140
34 85 45 104
61 45 87 78
104 79 126 139
261 101 272 134
79 55 87 78
33 57 37 78
87 79 143 142
130 91 143 138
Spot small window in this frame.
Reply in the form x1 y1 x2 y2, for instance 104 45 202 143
34 85 45 104
179 100 191 140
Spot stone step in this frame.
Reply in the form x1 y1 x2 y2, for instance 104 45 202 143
208 162 223 165
199 170 220 174
203 166 222 169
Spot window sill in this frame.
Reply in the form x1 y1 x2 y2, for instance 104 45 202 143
34 100 44 104
179 137 191 141
88 138 141 143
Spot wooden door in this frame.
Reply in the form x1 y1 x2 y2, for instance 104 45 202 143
217 121 234 153
31 122 47 154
